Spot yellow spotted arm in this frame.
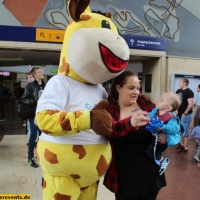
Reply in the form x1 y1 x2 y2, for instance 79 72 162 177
36 109 91 136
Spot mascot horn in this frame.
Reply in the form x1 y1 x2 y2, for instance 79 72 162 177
36 0 129 199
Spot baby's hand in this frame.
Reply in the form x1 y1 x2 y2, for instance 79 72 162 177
156 127 162 131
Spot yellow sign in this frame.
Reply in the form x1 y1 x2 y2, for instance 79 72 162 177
36 28 65 42
0 194 30 199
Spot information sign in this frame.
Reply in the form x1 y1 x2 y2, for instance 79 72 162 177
125 35 167 51
36 28 65 42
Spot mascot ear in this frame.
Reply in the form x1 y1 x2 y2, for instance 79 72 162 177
69 0 90 22
105 12 112 18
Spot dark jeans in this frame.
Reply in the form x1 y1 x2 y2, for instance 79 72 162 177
28 117 41 159
115 192 158 200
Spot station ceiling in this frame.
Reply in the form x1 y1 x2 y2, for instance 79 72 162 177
0 49 60 66
0 49 151 67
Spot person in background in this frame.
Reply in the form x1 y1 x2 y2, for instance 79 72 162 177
104 71 167 200
27 72 35 83
194 84 200 127
26 72 35 139
176 78 194 153
21 67 46 168
190 121 200 162
145 92 181 175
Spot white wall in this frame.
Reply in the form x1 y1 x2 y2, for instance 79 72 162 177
125 62 143 76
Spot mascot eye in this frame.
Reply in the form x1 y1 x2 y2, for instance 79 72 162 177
102 20 111 29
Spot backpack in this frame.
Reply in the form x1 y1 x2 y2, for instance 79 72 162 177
17 97 33 120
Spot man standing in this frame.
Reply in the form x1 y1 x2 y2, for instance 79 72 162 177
21 67 46 168
194 84 200 127
176 78 194 152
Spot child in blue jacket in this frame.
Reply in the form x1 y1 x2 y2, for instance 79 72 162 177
145 92 181 175
190 123 200 162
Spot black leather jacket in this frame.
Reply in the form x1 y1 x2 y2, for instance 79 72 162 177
21 80 46 118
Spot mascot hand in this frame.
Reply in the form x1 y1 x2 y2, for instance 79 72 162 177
91 100 112 136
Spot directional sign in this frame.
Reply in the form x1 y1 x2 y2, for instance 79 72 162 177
120 34 127 42
124 35 167 51
36 28 65 42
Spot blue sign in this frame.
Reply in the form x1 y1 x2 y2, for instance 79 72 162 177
120 34 127 42
0 25 36 42
0 25 62 44
122 34 167 51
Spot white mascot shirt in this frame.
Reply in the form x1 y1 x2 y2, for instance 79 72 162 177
37 74 108 145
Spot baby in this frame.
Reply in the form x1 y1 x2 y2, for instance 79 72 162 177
145 92 181 175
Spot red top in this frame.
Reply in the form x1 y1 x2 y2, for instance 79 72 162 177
104 96 155 193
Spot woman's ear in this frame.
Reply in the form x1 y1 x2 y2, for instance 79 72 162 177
116 85 120 93
69 0 90 22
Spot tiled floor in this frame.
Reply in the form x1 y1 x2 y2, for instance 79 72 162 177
0 135 200 200
0 135 114 200
157 144 200 200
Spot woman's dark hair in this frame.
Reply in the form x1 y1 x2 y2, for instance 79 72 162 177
108 71 138 109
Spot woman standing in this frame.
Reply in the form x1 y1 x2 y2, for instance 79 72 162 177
104 71 167 200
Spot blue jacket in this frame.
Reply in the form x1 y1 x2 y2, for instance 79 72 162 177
190 125 200 139
148 108 181 147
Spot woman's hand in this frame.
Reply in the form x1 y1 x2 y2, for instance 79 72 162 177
130 109 150 127
157 133 167 144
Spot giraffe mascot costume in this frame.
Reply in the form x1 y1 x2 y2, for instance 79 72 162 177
36 0 129 199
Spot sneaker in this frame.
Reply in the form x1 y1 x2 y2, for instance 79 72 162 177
194 155 200 162
175 144 184 150
28 158 38 168
159 157 170 175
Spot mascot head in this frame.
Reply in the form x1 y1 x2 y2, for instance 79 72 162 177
58 0 130 84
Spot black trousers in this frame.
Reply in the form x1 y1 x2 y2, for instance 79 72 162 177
115 191 158 200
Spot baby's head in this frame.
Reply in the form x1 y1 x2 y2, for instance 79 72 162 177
156 92 181 113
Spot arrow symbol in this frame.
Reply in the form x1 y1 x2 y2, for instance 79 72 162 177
130 39 134 45
40 33 45 38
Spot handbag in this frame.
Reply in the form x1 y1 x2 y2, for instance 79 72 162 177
17 98 33 120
